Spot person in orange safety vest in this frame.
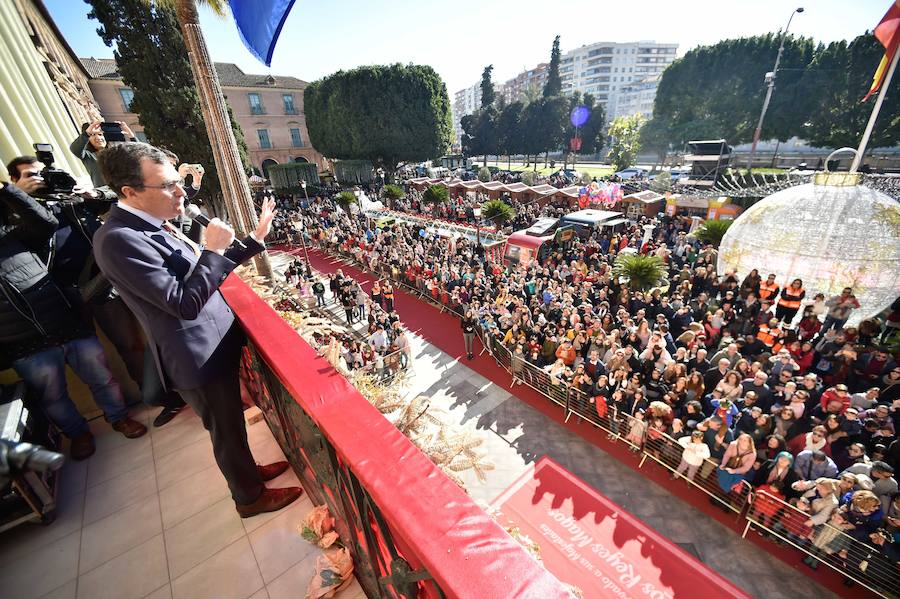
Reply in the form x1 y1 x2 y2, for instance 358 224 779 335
775 278 806 326
757 318 785 354
758 274 780 303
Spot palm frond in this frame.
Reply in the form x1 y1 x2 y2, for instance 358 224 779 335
690 219 733 248
150 0 227 17
612 254 666 292
481 199 516 226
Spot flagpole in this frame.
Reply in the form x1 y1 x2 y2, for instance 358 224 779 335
851 48 900 172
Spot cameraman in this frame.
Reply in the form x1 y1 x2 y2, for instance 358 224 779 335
8 156 187 428
159 148 205 243
70 120 137 187
0 181 146 460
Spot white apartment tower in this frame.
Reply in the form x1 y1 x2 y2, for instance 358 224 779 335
560 40 677 120
451 40 677 142
452 83 482 144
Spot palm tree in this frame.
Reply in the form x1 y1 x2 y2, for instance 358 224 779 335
692 219 733 248
335 191 358 212
155 0 272 277
612 254 666 292
480 199 516 227
422 184 449 204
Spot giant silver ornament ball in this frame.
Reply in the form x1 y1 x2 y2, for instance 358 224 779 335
717 174 900 326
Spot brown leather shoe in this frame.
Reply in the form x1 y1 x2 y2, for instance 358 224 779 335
111 417 147 439
70 431 96 461
257 461 290 481
235 487 303 518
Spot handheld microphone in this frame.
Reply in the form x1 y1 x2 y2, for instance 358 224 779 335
185 203 246 249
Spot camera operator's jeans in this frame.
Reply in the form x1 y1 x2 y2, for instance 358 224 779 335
13 336 128 438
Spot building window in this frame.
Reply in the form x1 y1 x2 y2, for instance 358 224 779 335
249 93 265 115
290 127 303 147
283 94 297 114
119 88 135 112
134 131 148 142
257 129 271 149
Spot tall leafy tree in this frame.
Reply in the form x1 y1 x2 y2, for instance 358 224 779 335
522 83 542 106
305 64 452 171
497 101 524 168
639 118 671 168
607 114 646 171
578 93 606 156
544 35 563 98
561 91 582 169
521 100 544 169
480 65 496 108
800 34 899 148
562 92 605 166
652 34 814 146
475 106 499 166
525 96 571 166
86 0 250 204
460 113 479 157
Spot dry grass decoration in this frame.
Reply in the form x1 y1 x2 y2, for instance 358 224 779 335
239 267 494 491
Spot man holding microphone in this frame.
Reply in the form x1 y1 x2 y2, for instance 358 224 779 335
93 142 301 517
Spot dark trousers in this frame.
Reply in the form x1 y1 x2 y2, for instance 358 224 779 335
93 297 182 409
775 305 799 325
142 348 184 408
91 297 145 385
176 337 263 505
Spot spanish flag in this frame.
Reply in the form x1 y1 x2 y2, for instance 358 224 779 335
863 1 900 101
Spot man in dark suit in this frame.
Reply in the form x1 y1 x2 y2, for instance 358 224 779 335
93 143 301 518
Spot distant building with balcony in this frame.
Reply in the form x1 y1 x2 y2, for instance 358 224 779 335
79 58 324 177
560 40 677 121
499 62 548 105
451 40 677 134
452 83 482 145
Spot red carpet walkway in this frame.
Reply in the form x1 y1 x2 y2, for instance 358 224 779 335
286 246 858 599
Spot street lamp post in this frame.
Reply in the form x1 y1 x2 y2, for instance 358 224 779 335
747 7 804 170
299 180 312 276
473 206 482 249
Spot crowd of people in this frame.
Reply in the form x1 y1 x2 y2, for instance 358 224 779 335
281 259 413 380
273 186 900 589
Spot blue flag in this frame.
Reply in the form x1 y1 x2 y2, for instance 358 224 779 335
227 0 297 66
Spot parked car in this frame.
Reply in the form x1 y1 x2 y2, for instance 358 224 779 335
550 169 579 184
613 167 648 180
670 167 691 182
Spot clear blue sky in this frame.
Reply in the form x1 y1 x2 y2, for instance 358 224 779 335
47 0 889 94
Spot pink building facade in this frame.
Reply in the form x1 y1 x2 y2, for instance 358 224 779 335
80 58 324 177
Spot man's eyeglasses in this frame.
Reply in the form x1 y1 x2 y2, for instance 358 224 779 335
139 179 185 193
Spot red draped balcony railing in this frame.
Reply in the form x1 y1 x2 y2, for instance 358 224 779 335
222 276 571 599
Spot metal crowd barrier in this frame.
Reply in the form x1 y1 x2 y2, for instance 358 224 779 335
636 427 753 516
309 243 900 597
743 491 899 598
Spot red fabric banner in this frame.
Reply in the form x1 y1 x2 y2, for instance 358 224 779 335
491 457 752 599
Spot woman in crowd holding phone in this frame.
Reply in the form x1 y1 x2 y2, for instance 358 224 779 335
70 119 137 187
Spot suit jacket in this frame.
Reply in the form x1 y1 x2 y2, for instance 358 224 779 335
93 205 263 390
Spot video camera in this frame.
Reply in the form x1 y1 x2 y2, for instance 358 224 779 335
0 439 65 488
31 143 77 199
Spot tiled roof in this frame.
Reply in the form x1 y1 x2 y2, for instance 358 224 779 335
80 57 119 79
78 58 307 89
